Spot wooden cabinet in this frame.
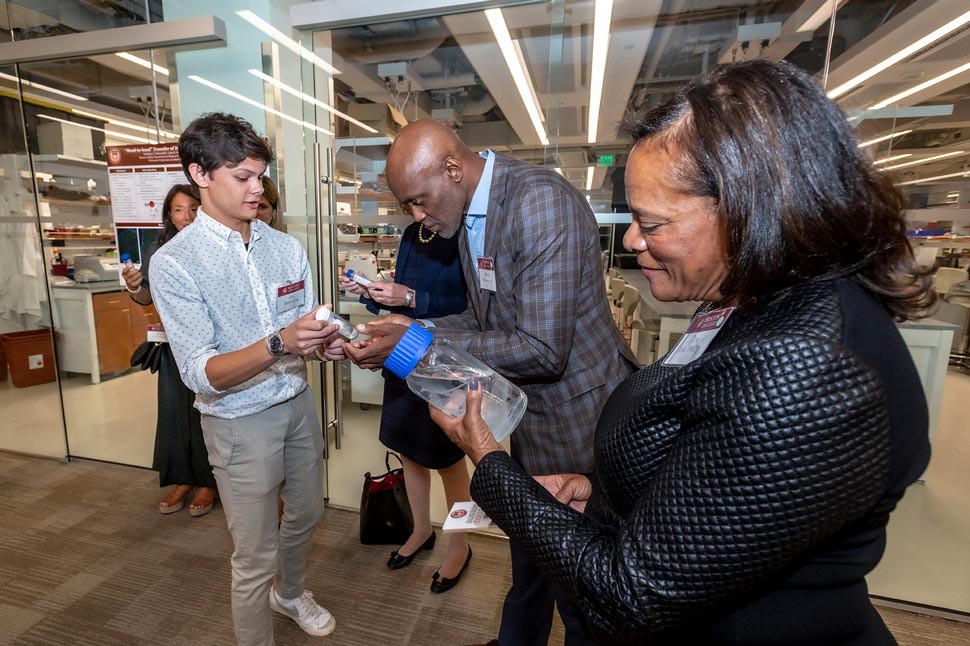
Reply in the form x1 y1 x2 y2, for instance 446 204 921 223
128 302 159 348
92 293 134 374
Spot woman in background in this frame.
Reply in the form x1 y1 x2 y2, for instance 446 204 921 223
257 176 286 232
122 184 218 516
341 221 471 593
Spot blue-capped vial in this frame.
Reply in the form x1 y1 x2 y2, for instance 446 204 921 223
345 269 373 287
120 253 134 270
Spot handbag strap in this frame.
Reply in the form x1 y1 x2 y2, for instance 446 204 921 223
385 451 404 472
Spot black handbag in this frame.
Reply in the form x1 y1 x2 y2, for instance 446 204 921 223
359 451 414 545
130 341 165 374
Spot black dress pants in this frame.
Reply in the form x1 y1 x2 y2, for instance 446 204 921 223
498 539 597 646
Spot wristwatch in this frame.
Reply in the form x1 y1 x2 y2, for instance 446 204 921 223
403 289 414 307
266 329 287 358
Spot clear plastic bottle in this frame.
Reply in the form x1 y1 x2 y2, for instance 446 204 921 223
315 305 359 340
120 253 134 270
345 268 373 287
385 324 527 442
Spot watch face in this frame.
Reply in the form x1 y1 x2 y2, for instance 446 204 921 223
269 333 285 356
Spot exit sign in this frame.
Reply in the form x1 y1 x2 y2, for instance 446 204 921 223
597 155 614 167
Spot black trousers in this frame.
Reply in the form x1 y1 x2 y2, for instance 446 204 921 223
152 345 216 489
498 539 597 646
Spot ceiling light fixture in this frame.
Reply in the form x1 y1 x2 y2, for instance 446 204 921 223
188 75 334 136
828 9 970 99
587 0 614 144
485 8 549 146
871 60 970 109
857 129 912 148
585 166 594 192
897 170 969 186
248 69 376 134
554 167 563 176
0 71 87 101
38 114 153 144
116 52 169 76
882 150 966 171
872 154 912 165
236 10 340 76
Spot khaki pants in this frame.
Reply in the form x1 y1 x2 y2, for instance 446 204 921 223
201 388 324 646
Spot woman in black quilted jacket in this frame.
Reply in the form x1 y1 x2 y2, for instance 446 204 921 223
433 60 934 645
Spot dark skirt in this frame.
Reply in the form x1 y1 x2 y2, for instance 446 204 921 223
151 344 216 488
379 372 465 470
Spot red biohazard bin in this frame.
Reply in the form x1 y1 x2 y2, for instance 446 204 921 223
0 329 57 387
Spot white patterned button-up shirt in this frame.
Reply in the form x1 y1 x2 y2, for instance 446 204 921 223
149 209 316 419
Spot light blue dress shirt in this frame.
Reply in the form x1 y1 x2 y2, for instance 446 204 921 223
149 209 316 419
465 149 495 279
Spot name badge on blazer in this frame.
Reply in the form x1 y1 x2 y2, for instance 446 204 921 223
662 307 735 367
277 280 305 314
478 257 497 292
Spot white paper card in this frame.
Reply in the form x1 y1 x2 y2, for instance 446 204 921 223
442 501 496 532
146 324 168 344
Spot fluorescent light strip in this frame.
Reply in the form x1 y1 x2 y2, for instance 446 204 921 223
512 39 544 124
236 10 340 76
0 71 87 101
872 60 970 109
587 0 614 144
485 8 549 146
828 9 970 99
585 166 594 191
72 108 178 139
873 154 912 165
857 129 911 148
38 114 153 144
116 52 169 76
188 75 334 136
897 170 969 186
247 69 376 134
882 150 966 171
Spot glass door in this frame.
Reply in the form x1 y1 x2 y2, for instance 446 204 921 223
0 64 69 459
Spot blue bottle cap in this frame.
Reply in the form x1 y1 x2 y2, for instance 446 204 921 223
384 323 434 379
345 269 356 279
120 253 130 262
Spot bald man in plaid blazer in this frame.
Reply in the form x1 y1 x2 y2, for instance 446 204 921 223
346 120 637 646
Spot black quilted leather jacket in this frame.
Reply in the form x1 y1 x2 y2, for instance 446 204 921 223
471 279 930 645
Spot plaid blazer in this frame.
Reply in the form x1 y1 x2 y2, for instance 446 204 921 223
432 153 638 474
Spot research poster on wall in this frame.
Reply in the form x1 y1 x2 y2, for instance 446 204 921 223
106 143 185 264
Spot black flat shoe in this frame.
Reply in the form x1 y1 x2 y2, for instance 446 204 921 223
430 547 472 594
387 530 436 570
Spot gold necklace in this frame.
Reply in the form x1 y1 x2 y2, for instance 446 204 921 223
417 223 437 244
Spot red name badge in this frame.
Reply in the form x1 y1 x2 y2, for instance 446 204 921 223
277 280 305 314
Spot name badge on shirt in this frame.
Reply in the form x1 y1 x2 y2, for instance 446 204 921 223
662 307 735 367
277 280 305 314
478 257 497 292
146 324 168 344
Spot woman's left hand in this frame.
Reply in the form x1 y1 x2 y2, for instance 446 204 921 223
430 379 503 465
367 282 411 307
533 474 592 513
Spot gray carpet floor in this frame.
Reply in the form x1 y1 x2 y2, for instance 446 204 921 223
0 452 967 645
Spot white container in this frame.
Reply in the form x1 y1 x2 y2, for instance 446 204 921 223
315 306 359 340
385 324 527 442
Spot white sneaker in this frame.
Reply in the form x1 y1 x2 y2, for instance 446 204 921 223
269 587 336 637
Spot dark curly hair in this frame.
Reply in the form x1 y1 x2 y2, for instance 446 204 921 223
623 59 934 320
178 112 274 186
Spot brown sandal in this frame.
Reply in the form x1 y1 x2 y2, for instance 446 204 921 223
190 487 218 517
159 485 193 514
